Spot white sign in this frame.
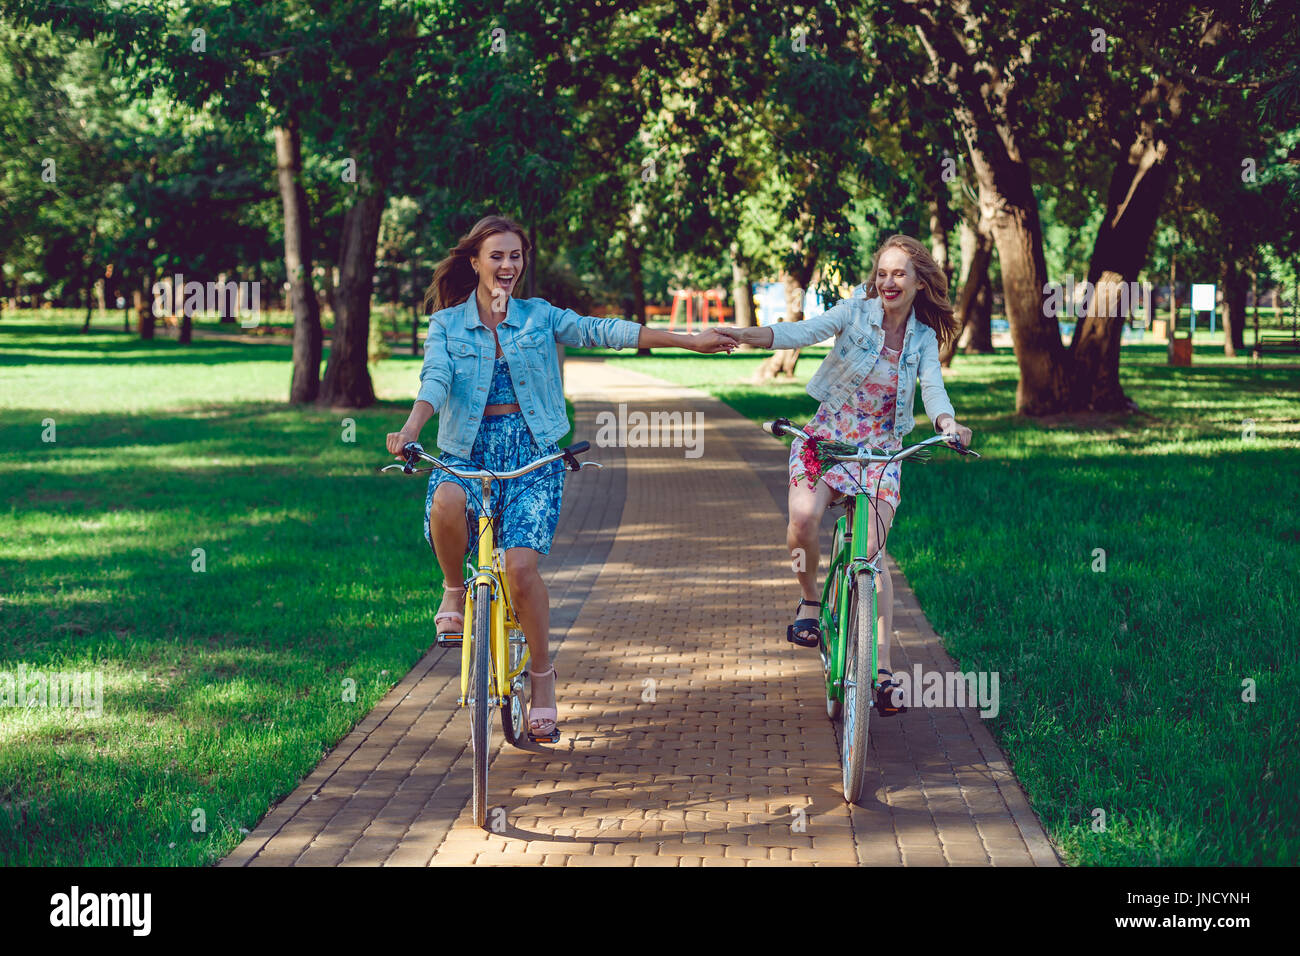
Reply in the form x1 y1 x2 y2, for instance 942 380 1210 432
1191 283 1216 312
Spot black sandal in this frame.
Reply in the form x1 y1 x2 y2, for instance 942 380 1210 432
786 598 822 647
876 668 907 716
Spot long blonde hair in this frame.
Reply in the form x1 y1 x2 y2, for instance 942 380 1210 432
864 235 958 349
423 215 531 314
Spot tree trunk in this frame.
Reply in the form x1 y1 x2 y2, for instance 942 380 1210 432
1221 254 1248 356
136 282 154 340
276 117 323 403
1072 20 1229 408
942 214 994 365
968 145 1069 414
1071 88 1189 410
178 294 193 344
730 242 755 328
317 176 384 408
81 276 93 332
1251 261 1259 348
1168 251 1178 364
928 191 955 293
79 227 98 332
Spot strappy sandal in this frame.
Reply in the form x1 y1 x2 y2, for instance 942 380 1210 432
787 598 822 648
434 584 466 647
876 668 908 717
526 665 560 743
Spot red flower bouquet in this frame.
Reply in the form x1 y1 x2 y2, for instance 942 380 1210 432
797 433 860 488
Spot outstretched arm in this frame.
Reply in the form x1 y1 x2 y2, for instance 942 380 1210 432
552 305 733 352
637 327 736 353
716 298 854 350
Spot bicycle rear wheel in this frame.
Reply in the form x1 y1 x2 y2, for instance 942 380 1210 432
841 570 875 804
469 581 492 829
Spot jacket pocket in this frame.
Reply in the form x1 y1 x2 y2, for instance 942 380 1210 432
513 329 551 369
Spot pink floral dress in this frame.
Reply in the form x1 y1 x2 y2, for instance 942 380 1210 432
788 342 903 510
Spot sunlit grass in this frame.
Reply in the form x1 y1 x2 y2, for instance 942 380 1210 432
0 311 571 865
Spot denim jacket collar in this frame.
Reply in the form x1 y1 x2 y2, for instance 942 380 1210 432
459 293 519 332
854 284 917 342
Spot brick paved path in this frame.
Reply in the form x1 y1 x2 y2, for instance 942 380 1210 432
221 357 1060 867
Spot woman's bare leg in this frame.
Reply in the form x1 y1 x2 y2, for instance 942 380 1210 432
862 498 897 673
430 482 469 619
504 547 554 718
787 478 836 605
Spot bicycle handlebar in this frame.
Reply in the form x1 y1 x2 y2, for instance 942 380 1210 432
379 440 601 479
762 417 981 460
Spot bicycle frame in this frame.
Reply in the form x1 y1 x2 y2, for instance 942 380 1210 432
456 476 529 709
819 495 885 703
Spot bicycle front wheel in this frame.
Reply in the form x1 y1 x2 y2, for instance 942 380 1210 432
469 580 492 829
841 570 875 805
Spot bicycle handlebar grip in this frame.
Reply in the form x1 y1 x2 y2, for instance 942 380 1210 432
401 441 423 475
564 441 590 455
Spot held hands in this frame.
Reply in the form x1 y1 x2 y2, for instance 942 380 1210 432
714 326 772 347
688 329 739 353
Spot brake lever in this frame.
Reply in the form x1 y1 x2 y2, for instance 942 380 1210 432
942 434 980 458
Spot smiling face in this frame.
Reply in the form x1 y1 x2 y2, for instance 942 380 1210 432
470 230 524 306
874 246 924 317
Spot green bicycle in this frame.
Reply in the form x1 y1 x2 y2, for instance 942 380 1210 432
763 418 979 804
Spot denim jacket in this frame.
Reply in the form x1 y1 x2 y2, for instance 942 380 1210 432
416 295 642 457
769 284 956 441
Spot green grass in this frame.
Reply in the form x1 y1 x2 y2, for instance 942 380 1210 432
2 307 1295 866
573 340 1300 866
0 311 569 865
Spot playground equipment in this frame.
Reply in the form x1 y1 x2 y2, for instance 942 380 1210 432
667 288 729 331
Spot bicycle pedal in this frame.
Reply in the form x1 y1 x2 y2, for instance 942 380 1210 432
527 729 561 744
436 635 463 648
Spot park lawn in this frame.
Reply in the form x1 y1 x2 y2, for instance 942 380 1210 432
575 340 1299 866
0 312 570 866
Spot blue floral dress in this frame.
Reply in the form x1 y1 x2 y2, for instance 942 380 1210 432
423 357 565 555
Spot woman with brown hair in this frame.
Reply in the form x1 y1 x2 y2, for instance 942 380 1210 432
386 215 734 741
717 235 973 716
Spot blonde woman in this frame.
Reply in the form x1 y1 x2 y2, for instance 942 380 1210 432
386 215 734 741
718 235 973 715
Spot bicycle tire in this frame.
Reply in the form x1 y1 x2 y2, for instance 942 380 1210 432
841 570 874 804
470 580 492 829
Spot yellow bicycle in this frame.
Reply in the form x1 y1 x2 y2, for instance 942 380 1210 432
382 439 599 828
